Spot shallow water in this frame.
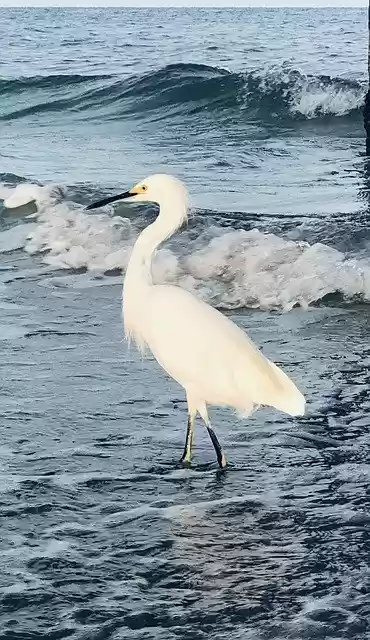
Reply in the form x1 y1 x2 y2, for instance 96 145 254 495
1 7 370 640
1 259 370 639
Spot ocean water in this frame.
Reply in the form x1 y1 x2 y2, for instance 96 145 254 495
1 7 370 640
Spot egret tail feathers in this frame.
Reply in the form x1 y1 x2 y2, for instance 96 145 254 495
265 360 305 416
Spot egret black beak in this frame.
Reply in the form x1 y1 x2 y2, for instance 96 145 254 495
86 189 134 210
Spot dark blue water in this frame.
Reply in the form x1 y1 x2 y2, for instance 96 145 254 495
1 8 370 640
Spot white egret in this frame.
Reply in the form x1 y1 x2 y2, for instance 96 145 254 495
87 175 305 468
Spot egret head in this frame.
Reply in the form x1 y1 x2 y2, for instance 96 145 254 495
86 174 188 212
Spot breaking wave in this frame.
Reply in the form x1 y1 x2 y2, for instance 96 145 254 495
0 63 365 123
1 182 370 311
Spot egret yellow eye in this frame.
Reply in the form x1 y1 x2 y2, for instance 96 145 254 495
142 185 148 192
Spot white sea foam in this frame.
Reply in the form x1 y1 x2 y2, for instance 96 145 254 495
2 182 370 310
290 79 364 118
0 224 36 254
0 183 65 209
242 67 365 119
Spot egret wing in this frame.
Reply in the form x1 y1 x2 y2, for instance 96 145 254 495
141 285 304 416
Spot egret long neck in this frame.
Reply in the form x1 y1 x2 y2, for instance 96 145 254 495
124 201 185 289
122 196 187 351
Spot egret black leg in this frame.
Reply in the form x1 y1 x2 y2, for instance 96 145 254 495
206 426 227 468
180 413 194 465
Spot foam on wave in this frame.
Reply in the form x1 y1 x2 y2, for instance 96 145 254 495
1 182 370 311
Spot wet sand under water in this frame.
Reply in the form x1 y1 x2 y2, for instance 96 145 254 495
1 254 370 640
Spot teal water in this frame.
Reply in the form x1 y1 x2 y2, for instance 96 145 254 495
0 7 367 213
1 8 370 640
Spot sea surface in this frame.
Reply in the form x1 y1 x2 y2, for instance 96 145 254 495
1 7 370 640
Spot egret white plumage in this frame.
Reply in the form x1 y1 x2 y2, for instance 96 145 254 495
87 175 305 468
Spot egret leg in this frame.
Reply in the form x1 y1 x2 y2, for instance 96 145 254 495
206 426 227 469
198 401 227 469
180 411 195 465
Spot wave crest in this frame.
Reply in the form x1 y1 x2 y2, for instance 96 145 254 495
0 64 364 123
239 66 364 119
